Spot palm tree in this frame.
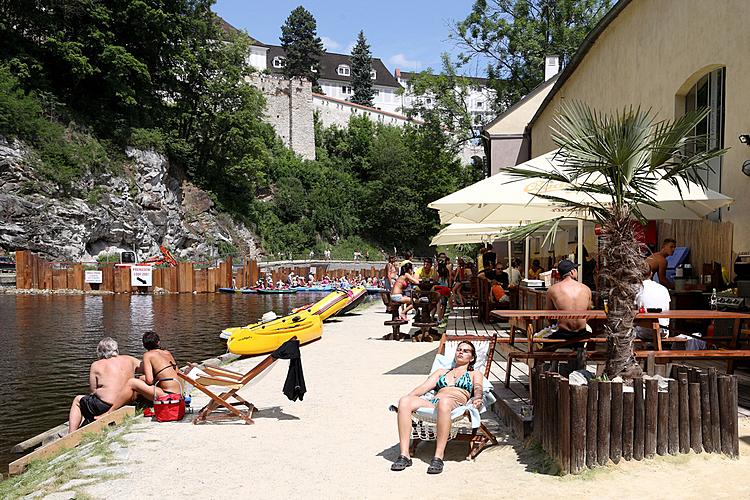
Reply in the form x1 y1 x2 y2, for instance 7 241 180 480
506 101 725 378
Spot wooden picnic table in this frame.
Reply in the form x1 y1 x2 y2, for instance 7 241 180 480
491 309 750 374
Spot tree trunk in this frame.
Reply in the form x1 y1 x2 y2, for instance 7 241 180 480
600 210 643 379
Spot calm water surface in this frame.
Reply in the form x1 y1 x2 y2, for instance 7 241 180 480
0 292 338 473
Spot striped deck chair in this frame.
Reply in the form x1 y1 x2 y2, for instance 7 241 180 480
399 333 499 459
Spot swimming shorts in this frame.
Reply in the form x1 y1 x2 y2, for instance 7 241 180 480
80 393 113 423
390 294 403 302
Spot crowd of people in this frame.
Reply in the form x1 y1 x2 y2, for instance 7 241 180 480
254 271 386 290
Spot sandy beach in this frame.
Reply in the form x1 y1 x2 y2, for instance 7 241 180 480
71 302 750 500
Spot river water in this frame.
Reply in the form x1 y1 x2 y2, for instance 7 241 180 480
0 292 344 473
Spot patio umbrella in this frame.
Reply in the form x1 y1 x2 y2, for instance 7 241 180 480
430 151 733 224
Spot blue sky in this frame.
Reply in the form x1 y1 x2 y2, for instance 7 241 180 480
212 1 487 76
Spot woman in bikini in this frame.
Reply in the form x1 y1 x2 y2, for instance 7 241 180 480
390 263 420 320
391 341 483 474
99 331 181 416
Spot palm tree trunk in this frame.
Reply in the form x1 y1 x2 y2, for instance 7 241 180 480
600 209 643 379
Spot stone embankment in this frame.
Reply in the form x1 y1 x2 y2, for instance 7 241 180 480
0 137 261 262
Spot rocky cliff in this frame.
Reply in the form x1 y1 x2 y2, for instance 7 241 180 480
0 137 261 261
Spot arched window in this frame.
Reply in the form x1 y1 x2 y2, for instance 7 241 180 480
679 66 725 218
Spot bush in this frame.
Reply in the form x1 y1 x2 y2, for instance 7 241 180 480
129 128 165 153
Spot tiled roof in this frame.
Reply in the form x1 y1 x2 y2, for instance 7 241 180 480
265 45 401 89
399 71 489 87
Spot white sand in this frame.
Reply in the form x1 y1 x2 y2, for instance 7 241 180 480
83 303 750 499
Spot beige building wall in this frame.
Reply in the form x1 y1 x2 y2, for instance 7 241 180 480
530 0 750 254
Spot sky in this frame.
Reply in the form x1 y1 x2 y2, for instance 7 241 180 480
212 0 488 76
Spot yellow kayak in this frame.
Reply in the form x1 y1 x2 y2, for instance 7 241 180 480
340 285 367 314
295 289 351 321
226 310 323 356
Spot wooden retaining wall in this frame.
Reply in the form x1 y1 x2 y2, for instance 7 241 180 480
531 364 739 474
15 250 234 293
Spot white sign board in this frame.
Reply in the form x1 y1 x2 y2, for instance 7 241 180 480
130 266 153 287
84 270 103 284
309 267 317 274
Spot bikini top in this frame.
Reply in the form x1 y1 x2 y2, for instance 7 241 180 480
152 362 177 387
435 370 473 394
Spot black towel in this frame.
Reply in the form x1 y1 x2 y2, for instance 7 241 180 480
271 339 306 401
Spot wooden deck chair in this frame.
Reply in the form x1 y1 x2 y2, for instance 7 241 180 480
407 333 499 459
176 354 277 425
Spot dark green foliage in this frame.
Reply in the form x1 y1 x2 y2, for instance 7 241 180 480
279 6 325 89
454 0 611 109
349 31 375 107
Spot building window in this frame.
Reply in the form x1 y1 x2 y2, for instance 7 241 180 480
370 69 377 80
683 66 725 218
426 98 432 104
341 86 352 95
337 64 350 76
272 56 285 68
476 101 484 109
310 65 317 73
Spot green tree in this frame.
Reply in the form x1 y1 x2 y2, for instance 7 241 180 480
349 31 375 107
279 6 325 89
506 102 724 378
453 0 611 109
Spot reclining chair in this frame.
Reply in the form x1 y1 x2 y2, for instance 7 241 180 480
392 333 499 459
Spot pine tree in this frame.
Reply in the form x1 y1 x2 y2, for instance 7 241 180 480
350 31 375 107
279 6 325 89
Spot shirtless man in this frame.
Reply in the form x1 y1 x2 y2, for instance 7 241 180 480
646 238 676 289
100 331 181 416
545 259 592 339
68 337 140 433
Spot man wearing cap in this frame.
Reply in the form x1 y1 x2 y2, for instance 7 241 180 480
545 259 592 341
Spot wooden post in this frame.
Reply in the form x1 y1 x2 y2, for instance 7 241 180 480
586 379 598 468
15 251 27 289
633 378 645 461
657 391 669 455
644 378 658 458
689 382 702 453
570 385 587 474
597 381 611 466
668 378 679 455
551 375 560 464
622 391 634 461
678 371 690 454
709 368 721 453
730 375 739 458
72 264 84 290
717 375 731 456
559 378 571 474
610 381 623 464
699 373 712 453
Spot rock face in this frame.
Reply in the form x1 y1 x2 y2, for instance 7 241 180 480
0 137 261 261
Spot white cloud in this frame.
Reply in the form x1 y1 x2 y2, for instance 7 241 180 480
388 53 422 70
321 36 341 51
345 41 356 54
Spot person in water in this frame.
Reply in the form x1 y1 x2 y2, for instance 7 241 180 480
392 341 483 474
99 331 181 416
68 337 141 433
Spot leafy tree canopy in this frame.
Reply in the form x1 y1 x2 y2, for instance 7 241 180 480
453 0 611 110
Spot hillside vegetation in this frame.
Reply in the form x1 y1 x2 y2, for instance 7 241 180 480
0 2 479 256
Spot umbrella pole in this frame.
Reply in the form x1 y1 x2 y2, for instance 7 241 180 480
577 219 584 269
507 239 512 266
524 235 530 279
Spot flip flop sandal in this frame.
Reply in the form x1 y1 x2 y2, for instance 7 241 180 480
426 457 444 474
391 455 413 471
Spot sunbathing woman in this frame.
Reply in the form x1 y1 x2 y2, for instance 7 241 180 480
391 262 420 320
392 341 483 474
98 331 181 416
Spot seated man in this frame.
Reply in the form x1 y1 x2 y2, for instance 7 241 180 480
635 262 671 340
646 238 677 289
416 257 438 282
545 259 592 341
68 337 140 433
99 331 181 416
